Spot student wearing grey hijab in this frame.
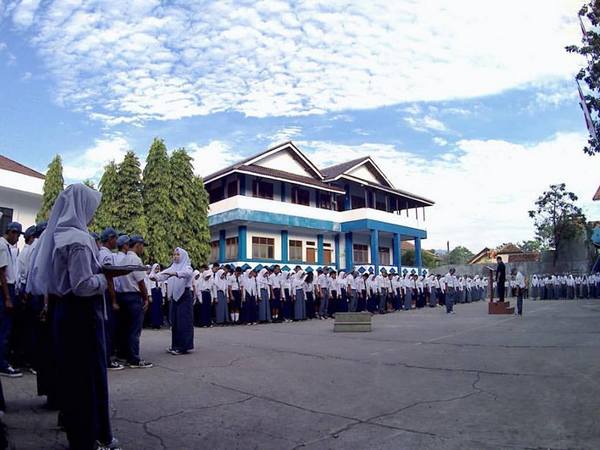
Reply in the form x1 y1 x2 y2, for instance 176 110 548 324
27 184 121 450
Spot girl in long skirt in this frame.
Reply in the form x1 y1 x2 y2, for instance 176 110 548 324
198 270 213 327
242 269 258 325
28 184 117 450
155 248 194 355
281 271 292 322
304 272 316 319
214 269 229 325
148 264 165 329
337 272 349 312
293 269 307 320
257 268 272 323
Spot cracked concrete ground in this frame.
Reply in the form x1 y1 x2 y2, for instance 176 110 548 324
3 298 600 449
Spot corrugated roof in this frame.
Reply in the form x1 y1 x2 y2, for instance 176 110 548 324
0 155 45 179
237 165 345 193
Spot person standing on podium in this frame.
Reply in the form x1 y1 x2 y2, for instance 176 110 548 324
496 256 506 302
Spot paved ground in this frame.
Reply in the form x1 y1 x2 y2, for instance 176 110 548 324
3 298 600 449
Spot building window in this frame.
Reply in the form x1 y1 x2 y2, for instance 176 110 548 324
227 180 239 198
291 187 310 206
376 199 387 211
210 241 219 262
226 237 238 260
323 243 333 265
353 244 369 264
335 194 345 211
351 195 366 209
252 180 274 200
378 247 390 266
252 236 274 259
318 192 331 209
289 240 303 261
208 186 224 204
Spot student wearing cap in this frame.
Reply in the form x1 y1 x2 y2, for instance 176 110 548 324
0 222 23 377
155 248 194 355
116 235 152 368
27 184 120 450
98 228 123 371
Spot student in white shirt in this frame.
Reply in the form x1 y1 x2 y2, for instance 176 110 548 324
513 268 526 316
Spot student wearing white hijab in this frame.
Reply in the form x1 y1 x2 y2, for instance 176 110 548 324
257 268 272 323
197 268 214 327
155 248 194 355
336 271 348 313
148 263 165 329
292 267 306 320
27 184 121 450
241 269 258 324
281 270 293 322
213 268 229 325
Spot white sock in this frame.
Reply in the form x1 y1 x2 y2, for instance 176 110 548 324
234 312 239 322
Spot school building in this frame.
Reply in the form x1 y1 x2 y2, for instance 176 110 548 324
0 155 44 240
205 142 434 274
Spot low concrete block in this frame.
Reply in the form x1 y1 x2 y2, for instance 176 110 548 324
334 312 372 332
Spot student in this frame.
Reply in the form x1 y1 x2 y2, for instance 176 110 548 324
304 271 316 319
27 184 119 450
0 222 23 377
317 268 330 319
292 267 306 321
198 269 213 327
16 225 38 373
242 269 259 325
336 272 348 313
444 268 456 314
376 270 388 314
156 248 194 355
117 235 152 369
281 270 292 322
403 274 413 311
213 269 229 325
98 227 123 371
257 268 272 323
328 271 338 318
347 271 358 312
148 264 165 329
513 268 526 316
366 273 376 313
228 267 243 324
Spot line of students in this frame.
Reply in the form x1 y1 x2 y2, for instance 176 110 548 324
529 273 600 300
143 265 488 327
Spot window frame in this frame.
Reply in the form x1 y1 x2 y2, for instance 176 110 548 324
251 236 275 260
353 243 369 264
289 239 303 262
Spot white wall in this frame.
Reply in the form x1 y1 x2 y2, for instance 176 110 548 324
0 169 44 195
254 149 315 178
348 164 381 185
0 186 41 248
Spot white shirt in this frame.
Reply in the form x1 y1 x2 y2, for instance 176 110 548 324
18 242 33 289
515 272 526 289
270 272 283 289
0 237 18 284
97 245 115 266
116 251 145 293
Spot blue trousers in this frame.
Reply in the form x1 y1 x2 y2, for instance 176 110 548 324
0 284 15 370
319 288 329 317
116 292 144 364
446 289 455 313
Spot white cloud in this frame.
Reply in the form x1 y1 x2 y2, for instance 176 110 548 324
188 140 239 178
266 126 303 145
297 133 600 251
62 136 129 182
11 0 583 124
432 137 448 146
404 114 448 133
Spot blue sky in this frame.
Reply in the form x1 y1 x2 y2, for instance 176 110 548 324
1 0 599 250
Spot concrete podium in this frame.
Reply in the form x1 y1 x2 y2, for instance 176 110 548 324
334 312 372 332
488 301 515 315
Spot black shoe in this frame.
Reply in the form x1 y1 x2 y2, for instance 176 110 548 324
128 360 153 368
0 366 22 378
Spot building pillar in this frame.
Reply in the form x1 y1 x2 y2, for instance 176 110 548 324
370 229 379 273
393 232 401 273
238 225 247 260
317 234 324 265
281 230 289 263
334 234 340 270
281 181 286 202
415 237 422 275
219 229 226 262
344 232 353 271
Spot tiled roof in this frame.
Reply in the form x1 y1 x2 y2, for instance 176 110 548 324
0 155 45 179
237 165 345 193
496 243 523 255
320 157 369 179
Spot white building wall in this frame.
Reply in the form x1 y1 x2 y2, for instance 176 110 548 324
0 186 41 249
254 150 314 178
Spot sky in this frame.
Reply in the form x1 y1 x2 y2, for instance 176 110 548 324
1 0 599 251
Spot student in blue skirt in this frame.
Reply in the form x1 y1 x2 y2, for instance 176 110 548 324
148 264 165 329
242 269 258 325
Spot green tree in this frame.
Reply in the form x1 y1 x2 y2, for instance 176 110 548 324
142 138 173 265
169 149 210 266
83 179 96 189
94 161 120 232
114 151 147 237
528 183 587 265
401 249 437 269
447 246 474 265
566 2 600 155
36 155 64 222
518 239 547 253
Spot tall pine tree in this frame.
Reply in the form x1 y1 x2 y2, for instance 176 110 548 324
36 155 64 222
142 138 172 265
94 161 120 232
169 148 210 266
114 151 147 237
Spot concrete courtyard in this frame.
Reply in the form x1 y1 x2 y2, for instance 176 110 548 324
3 298 600 449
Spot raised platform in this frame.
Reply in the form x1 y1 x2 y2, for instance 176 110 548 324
488 301 515 315
334 312 372 332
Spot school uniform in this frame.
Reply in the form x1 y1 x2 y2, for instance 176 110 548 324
281 272 293 321
515 271 525 315
444 272 456 313
0 236 18 373
430 277 441 307
328 276 338 317
213 269 230 324
292 271 306 320
317 273 330 318
270 271 283 321
229 272 243 323
403 276 413 310
416 277 425 308
257 269 272 323
336 273 349 313
347 274 358 312
305 279 316 319
242 271 258 324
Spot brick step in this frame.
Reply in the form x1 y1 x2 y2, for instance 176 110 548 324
488 301 515 315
